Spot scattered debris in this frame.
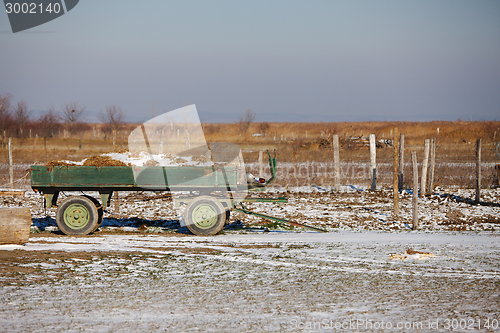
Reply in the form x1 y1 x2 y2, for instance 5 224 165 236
446 209 465 220
388 248 435 260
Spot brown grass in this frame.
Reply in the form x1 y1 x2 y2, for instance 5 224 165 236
1 120 499 189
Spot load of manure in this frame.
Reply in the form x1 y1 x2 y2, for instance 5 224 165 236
46 156 130 167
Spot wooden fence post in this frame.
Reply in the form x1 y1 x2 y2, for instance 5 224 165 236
112 130 117 151
411 151 419 229
428 138 436 194
8 138 13 189
369 134 376 190
393 128 399 216
159 139 164 155
258 150 264 179
476 139 482 202
333 134 340 192
421 139 430 196
398 133 405 191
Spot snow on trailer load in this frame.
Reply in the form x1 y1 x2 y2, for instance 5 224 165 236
31 105 325 236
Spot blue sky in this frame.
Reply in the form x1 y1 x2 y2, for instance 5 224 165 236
1 0 499 123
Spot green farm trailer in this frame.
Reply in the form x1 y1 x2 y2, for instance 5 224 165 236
31 152 325 236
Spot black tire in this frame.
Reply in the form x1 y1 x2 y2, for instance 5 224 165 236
83 195 104 233
56 196 99 236
183 196 226 235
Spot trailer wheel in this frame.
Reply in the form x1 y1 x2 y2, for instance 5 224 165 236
83 196 104 233
56 196 99 236
184 196 226 235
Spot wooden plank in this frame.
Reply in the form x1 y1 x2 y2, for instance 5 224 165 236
0 190 25 197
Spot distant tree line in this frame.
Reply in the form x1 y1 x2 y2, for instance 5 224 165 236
0 93 125 139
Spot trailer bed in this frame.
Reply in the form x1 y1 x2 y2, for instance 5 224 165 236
31 165 249 192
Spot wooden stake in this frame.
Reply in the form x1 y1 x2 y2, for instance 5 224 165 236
112 130 117 151
369 134 376 190
428 138 436 194
333 134 340 192
475 138 482 202
393 128 399 216
258 150 264 178
411 151 419 229
238 150 245 184
8 138 13 189
421 139 430 196
398 133 405 191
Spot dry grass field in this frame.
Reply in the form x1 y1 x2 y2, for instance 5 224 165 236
1 120 499 189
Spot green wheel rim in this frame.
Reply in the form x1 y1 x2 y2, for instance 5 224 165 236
63 203 90 229
191 203 219 229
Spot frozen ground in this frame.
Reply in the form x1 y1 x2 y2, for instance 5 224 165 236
2 186 499 233
0 187 499 332
0 232 499 332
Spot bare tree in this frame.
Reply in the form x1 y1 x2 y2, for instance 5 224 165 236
239 108 256 133
61 102 85 135
99 105 125 133
0 93 13 133
38 107 60 138
14 100 31 136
